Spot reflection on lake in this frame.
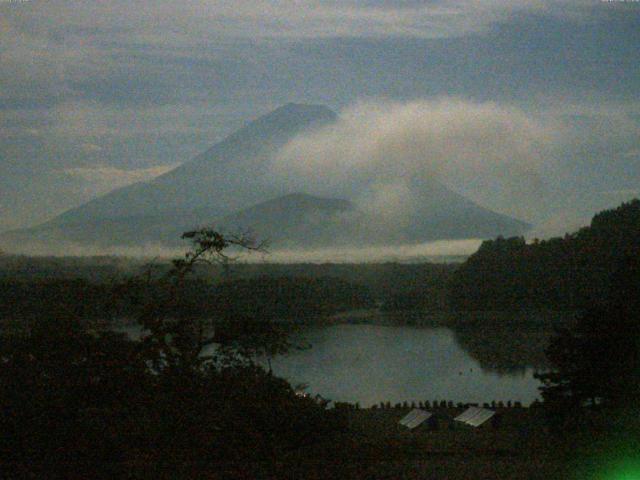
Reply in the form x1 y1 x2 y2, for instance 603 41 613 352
452 324 552 375
267 324 544 407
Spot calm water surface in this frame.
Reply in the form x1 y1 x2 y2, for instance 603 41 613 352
267 324 541 407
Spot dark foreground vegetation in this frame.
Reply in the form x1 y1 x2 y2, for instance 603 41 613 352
0 230 346 479
1 200 639 478
1 315 344 478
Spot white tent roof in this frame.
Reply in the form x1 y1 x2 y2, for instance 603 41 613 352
454 407 495 427
399 409 433 429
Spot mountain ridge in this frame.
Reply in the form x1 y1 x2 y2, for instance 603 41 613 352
48 103 337 226
1 104 530 251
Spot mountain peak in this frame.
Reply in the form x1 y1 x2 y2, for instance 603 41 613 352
248 103 337 132
187 103 336 161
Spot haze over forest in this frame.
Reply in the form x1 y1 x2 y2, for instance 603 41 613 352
1 1 639 258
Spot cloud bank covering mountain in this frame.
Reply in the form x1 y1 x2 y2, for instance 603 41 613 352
1 102 534 254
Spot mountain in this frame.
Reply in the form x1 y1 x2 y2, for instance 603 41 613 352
216 189 529 248
217 193 354 248
50 103 337 226
1 103 529 252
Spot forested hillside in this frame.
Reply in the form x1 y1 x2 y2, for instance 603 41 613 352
0 258 455 320
0 276 373 323
448 200 640 311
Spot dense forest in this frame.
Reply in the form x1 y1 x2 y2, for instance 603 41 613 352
0 276 373 325
447 199 640 311
0 259 455 323
0 255 455 298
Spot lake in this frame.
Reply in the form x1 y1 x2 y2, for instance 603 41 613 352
122 317 549 407
265 324 543 407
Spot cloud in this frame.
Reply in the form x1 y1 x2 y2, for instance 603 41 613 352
356 181 418 230
47 101 220 139
271 98 563 222
80 143 103 153
598 189 639 198
2 1 636 113
3 238 482 263
263 239 483 263
64 164 178 197
1 0 637 246
0 0 603 45
0 16 100 106
1 0 635 115
527 188 640 239
624 149 640 159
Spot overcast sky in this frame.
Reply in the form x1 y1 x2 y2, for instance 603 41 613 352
1 0 639 232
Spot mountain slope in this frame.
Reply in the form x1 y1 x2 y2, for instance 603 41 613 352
1 103 530 251
217 189 529 248
217 193 354 247
50 103 337 226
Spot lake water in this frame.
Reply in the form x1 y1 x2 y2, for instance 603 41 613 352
121 320 546 407
266 324 542 407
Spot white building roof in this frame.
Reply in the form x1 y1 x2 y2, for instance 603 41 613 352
399 409 433 429
454 406 495 427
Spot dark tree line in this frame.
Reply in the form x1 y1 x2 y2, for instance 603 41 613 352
536 254 640 418
448 199 640 312
0 274 372 323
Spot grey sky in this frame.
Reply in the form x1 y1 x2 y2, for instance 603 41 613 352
1 0 639 232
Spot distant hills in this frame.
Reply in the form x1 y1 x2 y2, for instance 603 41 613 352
1 103 529 251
